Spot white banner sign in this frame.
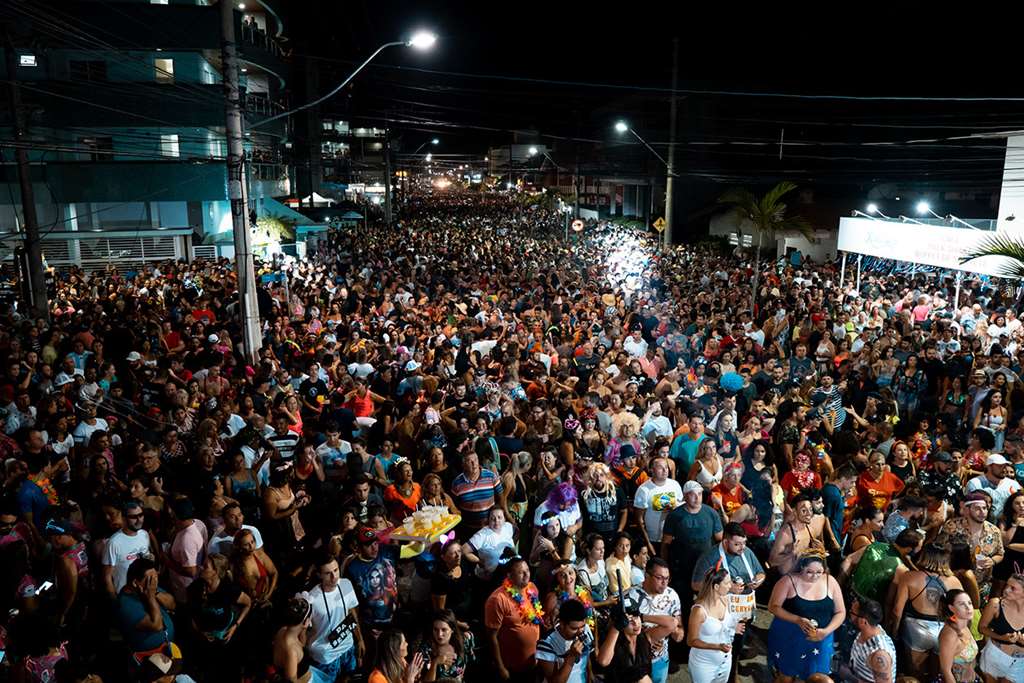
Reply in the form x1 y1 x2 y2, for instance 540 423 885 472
837 217 1012 278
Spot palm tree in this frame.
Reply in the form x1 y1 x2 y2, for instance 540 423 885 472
960 233 1024 306
718 181 815 315
960 232 1024 277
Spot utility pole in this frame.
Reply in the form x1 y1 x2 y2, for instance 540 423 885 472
663 37 679 251
4 32 48 320
383 129 393 227
220 0 261 361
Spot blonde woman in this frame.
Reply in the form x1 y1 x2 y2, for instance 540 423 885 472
688 568 744 683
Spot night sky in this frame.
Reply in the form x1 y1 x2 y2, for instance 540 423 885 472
291 2 1024 216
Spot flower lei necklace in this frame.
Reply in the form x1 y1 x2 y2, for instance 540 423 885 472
558 585 595 628
504 579 544 626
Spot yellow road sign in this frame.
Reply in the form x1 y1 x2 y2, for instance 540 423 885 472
653 217 666 232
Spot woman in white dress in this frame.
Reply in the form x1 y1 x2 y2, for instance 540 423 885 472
687 568 744 683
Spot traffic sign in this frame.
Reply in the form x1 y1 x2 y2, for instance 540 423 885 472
653 217 666 232
571 219 585 232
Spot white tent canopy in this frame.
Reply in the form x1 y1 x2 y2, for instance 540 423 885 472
300 192 336 206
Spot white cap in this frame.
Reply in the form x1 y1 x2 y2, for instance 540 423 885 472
208 334 219 344
126 351 142 362
405 360 421 372
54 375 74 387
986 453 1009 466
683 480 704 495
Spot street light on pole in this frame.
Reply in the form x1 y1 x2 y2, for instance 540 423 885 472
614 120 671 169
916 200 945 221
250 30 437 129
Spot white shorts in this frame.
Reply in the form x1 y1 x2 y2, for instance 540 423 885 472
980 641 1024 680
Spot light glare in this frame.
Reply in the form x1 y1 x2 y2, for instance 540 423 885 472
407 31 437 50
614 121 629 133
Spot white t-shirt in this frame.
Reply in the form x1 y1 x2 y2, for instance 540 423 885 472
73 417 109 446
207 524 264 557
316 440 352 469
347 362 375 379
299 580 360 664
102 529 153 594
633 479 683 543
468 522 516 578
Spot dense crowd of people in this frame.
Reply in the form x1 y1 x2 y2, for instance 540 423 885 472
1 192 1024 683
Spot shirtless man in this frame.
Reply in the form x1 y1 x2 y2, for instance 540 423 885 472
889 543 962 674
769 492 838 575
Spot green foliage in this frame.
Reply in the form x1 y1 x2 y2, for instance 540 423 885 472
960 233 1024 279
717 181 815 244
253 213 297 246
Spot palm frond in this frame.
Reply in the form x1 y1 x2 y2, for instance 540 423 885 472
761 181 799 209
718 188 756 209
960 233 1024 278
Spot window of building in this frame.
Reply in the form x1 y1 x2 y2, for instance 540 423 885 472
79 136 114 161
69 60 107 82
160 134 180 158
154 58 175 83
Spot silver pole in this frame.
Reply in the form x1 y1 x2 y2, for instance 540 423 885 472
954 271 963 309
856 254 863 293
221 0 262 361
839 252 847 288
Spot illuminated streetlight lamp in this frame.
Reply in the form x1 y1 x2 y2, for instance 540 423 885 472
916 200 944 220
528 146 538 156
613 120 671 170
406 31 438 50
252 29 437 129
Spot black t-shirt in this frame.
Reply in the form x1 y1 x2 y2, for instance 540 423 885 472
189 579 242 635
604 630 653 683
299 377 329 417
430 561 473 620
324 406 357 439
921 358 947 395
580 486 627 541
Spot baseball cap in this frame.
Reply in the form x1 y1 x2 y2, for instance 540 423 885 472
357 527 378 545
53 375 74 388
208 334 219 344
932 451 953 463
683 480 704 495
986 453 1009 467
126 351 142 362
405 360 421 372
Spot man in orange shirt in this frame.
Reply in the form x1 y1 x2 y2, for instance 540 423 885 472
485 557 541 681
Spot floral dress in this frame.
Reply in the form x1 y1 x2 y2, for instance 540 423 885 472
894 369 925 419
417 631 475 681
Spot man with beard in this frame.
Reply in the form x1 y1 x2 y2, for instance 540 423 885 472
102 499 153 598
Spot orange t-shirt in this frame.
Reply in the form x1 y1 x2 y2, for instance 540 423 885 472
484 587 541 673
856 471 905 512
368 671 388 683
712 483 746 517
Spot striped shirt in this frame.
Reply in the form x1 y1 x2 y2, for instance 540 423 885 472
267 429 300 461
451 469 504 527
536 625 593 683
850 629 896 683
